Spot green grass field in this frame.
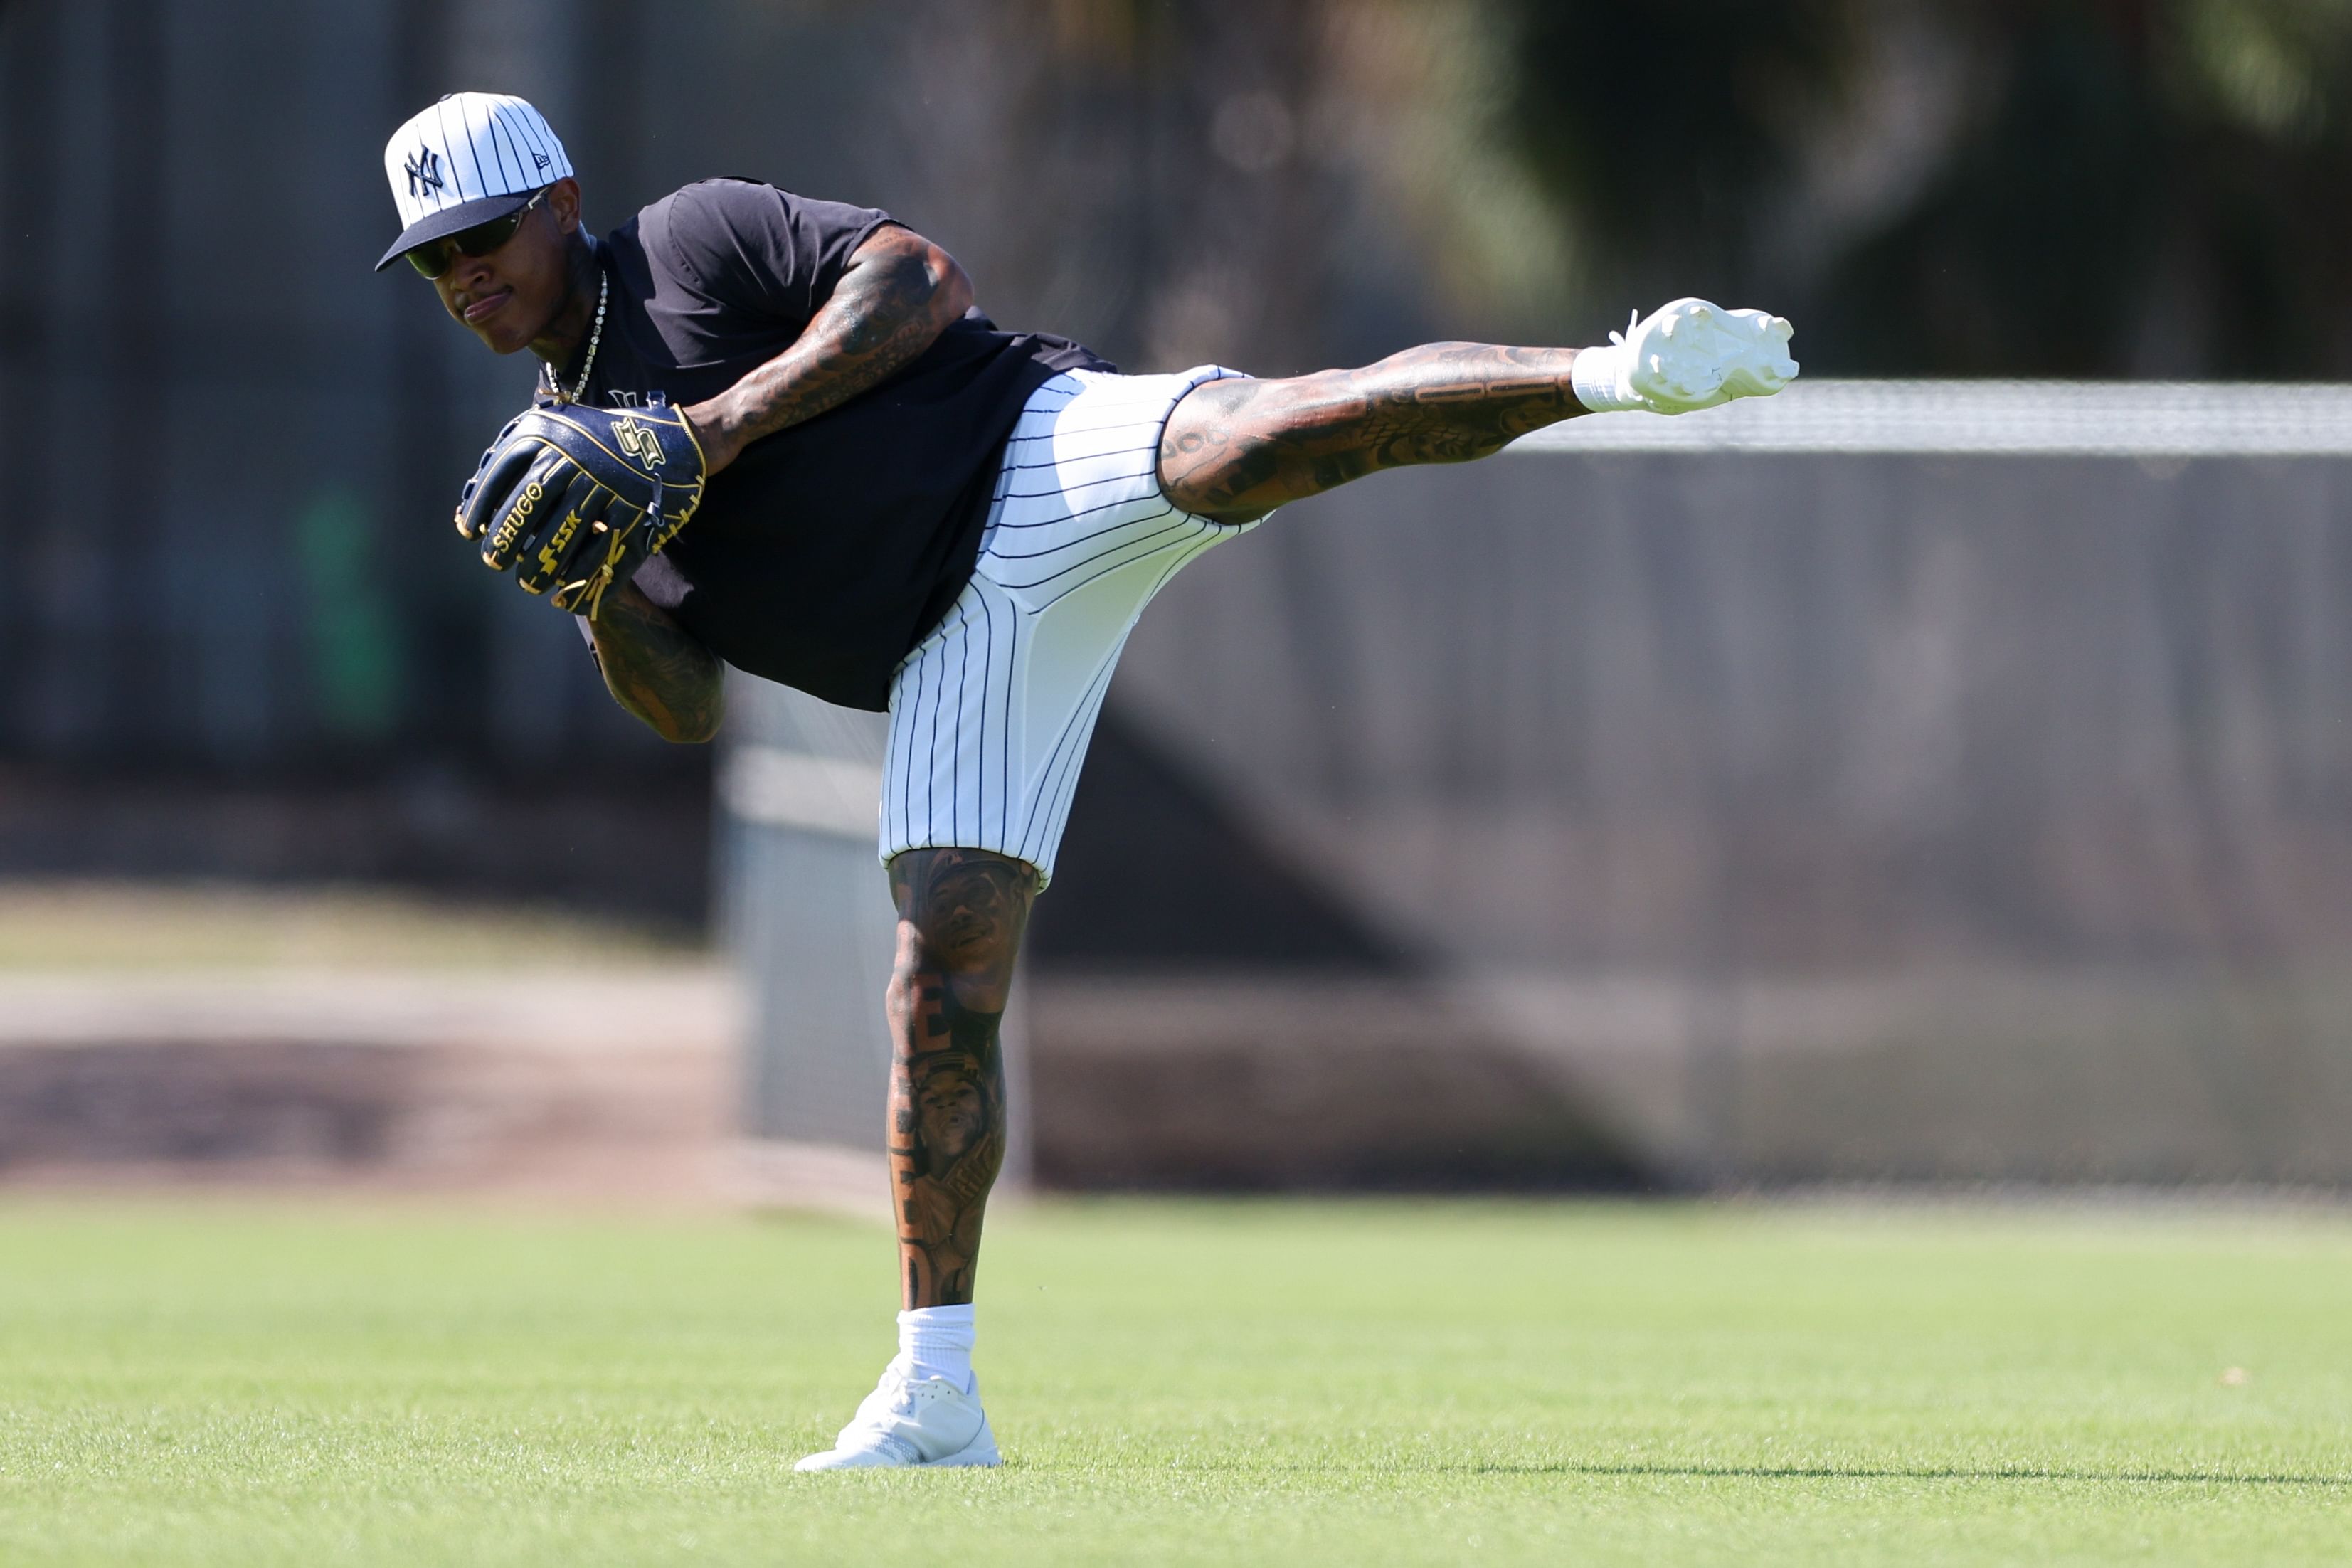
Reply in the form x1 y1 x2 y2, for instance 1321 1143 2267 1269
1 1199 2346 1567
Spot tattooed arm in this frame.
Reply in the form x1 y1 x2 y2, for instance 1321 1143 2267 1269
578 579 725 744
884 847 1035 1308
682 224 974 475
1158 342 1588 524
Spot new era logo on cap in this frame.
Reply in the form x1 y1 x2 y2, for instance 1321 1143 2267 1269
376 92 573 270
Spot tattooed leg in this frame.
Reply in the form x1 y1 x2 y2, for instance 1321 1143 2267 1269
885 846 1036 1309
1158 343 1587 524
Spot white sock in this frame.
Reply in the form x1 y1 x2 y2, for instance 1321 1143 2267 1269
893 1304 975 1393
1570 337 1643 413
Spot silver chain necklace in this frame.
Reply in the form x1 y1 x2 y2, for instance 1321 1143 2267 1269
544 270 608 402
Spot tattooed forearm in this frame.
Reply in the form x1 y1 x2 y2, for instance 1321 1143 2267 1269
581 580 724 743
1158 342 1585 522
682 226 973 474
884 847 1035 1308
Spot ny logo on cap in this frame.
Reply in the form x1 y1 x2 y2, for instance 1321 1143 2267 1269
405 146 445 198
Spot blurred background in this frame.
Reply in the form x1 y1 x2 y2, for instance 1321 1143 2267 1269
5 0 2352 1202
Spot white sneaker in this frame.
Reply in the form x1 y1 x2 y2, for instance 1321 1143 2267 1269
793 1365 1002 1471
1576 297 1799 415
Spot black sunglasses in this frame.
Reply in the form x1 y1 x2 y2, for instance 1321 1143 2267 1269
406 187 550 280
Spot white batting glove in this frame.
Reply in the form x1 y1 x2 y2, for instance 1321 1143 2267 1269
1570 297 1799 415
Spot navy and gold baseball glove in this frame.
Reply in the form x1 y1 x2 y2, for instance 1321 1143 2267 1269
454 394 707 619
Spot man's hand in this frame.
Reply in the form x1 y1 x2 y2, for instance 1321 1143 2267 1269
682 224 974 475
1570 298 1799 415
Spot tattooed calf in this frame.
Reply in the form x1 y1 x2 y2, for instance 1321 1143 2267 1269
884 847 1034 1308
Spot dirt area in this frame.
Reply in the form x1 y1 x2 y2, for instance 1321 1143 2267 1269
0 884 756 1206
0 965 1665 1202
0 885 1661 1202
0 968 745 1205
0 883 1659 1204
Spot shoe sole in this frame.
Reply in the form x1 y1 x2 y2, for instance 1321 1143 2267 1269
918 1443 1001 1468
793 1437 1002 1471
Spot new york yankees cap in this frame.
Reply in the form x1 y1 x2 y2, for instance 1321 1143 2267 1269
376 92 573 271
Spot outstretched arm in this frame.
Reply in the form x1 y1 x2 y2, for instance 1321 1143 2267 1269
682 224 973 475
578 580 724 744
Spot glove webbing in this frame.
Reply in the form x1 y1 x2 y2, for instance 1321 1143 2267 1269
561 472 667 621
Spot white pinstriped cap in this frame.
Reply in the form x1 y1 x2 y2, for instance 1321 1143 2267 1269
376 92 573 270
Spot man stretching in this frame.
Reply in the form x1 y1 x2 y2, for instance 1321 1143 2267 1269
375 92 1796 1469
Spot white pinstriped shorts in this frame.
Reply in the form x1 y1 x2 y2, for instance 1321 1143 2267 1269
879 364 1260 887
